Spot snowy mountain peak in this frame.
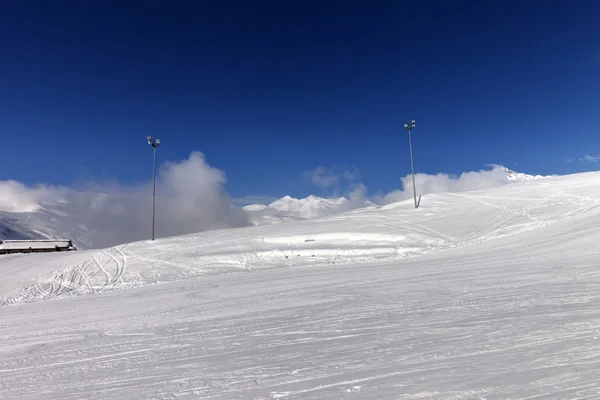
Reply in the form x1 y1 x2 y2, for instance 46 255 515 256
500 166 545 181
268 194 348 215
241 194 368 226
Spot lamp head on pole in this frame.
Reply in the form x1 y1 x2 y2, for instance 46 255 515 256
147 136 161 148
404 120 416 131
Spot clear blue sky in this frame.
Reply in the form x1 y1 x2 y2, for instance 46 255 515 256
1 1 599 200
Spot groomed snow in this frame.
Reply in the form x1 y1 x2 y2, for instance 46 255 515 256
2 171 600 398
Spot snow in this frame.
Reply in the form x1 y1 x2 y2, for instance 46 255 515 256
245 194 374 226
2 171 600 398
245 166 537 226
502 166 548 181
246 195 354 225
269 194 347 215
243 204 269 212
0 165 531 245
0 206 96 249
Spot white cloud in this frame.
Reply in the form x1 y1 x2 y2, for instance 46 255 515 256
308 166 340 189
580 154 600 162
303 165 367 212
342 168 360 182
0 151 250 248
0 181 56 213
334 183 369 213
305 165 513 208
373 166 511 205
347 183 368 206
305 165 360 194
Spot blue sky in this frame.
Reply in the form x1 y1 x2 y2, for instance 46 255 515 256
1 0 599 201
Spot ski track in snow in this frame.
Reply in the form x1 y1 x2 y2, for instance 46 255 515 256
4 174 595 306
0 246 129 306
2 235 600 399
2 173 600 398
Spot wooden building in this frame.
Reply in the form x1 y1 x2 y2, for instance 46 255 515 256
0 239 77 255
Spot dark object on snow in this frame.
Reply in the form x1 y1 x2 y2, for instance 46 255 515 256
0 239 77 255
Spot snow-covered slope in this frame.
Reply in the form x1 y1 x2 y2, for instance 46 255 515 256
3 171 600 398
0 170 595 305
245 166 534 226
0 165 535 243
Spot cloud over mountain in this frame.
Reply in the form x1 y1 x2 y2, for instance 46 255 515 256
0 152 249 248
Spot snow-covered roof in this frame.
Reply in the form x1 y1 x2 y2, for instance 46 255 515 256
0 239 73 250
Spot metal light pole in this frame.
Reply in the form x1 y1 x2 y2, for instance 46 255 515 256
404 120 418 209
147 136 161 240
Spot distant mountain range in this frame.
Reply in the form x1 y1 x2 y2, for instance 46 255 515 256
244 195 376 226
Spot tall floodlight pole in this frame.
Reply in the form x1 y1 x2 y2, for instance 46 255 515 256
147 136 161 240
404 120 418 209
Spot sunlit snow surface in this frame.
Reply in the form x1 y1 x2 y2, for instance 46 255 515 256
2 173 600 398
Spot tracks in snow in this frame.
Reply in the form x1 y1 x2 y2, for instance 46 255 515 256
0 246 129 306
451 183 600 246
5 179 600 307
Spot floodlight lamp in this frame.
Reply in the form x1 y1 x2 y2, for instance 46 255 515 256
404 123 408 128
147 136 152 145
155 139 161 146
412 120 415 124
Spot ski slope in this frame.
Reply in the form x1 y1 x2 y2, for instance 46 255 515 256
0 166 538 246
2 171 600 398
0 172 591 304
